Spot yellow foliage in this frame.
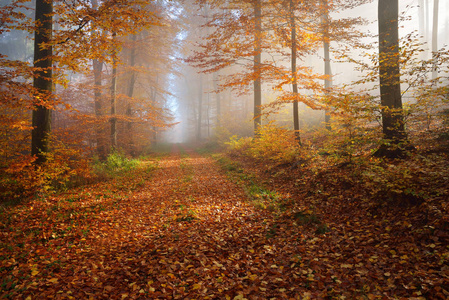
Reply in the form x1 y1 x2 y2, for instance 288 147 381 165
225 123 301 164
250 123 300 163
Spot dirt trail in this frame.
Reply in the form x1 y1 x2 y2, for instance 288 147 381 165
3 150 290 299
78 149 290 299
3 149 446 299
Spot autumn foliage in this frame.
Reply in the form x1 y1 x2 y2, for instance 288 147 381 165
1 0 449 298
0 0 181 198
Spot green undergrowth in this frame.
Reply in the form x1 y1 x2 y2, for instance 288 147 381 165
213 154 290 212
213 153 329 235
149 143 174 156
219 123 448 239
92 151 140 178
195 141 221 155
80 152 159 195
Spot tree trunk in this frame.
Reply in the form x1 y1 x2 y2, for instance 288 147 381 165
31 0 53 164
431 0 439 80
207 89 211 138
376 0 409 157
290 0 300 144
253 0 262 134
93 59 105 158
197 73 203 141
127 34 137 155
91 0 105 159
110 32 118 151
425 0 430 38
213 71 221 126
322 0 332 130
151 76 158 145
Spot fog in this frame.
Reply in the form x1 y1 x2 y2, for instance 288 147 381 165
1 0 448 153
162 0 449 144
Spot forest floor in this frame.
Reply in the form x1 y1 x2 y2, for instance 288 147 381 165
1 143 448 299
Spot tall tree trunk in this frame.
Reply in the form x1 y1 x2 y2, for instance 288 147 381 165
322 0 332 130
93 59 105 158
127 34 137 155
197 73 203 141
376 0 408 157
425 0 430 39
431 0 439 80
213 71 221 126
253 0 262 134
110 32 118 151
207 90 211 138
151 76 159 145
31 0 53 164
91 0 105 159
289 0 300 144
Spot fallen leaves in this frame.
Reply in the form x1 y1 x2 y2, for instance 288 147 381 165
1 145 448 299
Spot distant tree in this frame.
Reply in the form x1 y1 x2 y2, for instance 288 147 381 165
126 34 137 155
253 0 262 132
321 0 332 129
431 0 439 80
91 0 106 159
197 73 203 141
188 0 271 136
267 0 324 138
110 31 118 151
288 0 301 144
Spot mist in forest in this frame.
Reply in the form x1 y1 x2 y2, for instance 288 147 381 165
2 2 449 298
1 0 448 154
163 0 449 144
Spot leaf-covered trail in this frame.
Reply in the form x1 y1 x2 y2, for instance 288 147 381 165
2 147 448 299
78 148 275 298
1 148 296 299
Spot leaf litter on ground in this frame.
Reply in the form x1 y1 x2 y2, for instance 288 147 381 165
1 144 448 299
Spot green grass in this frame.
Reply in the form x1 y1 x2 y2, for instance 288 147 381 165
93 151 140 177
214 153 329 234
149 143 174 155
212 154 287 212
195 141 221 155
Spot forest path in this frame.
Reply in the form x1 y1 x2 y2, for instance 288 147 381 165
2 148 303 299
3 148 448 299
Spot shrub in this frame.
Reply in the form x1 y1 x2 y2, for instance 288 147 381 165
249 123 300 163
225 135 253 153
93 151 139 177
0 139 91 202
224 123 302 164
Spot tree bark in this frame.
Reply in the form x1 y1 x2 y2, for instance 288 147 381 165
91 0 105 159
127 34 137 155
289 0 300 144
213 71 221 126
322 0 332 130
93 58 105 158
207 88 211 138
431 0 439 80
151 76 159 145
376 0 409 157
31 0 53 164
110 32 118 151
253 0 262 134
197 73 203 141
425 0 430 38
